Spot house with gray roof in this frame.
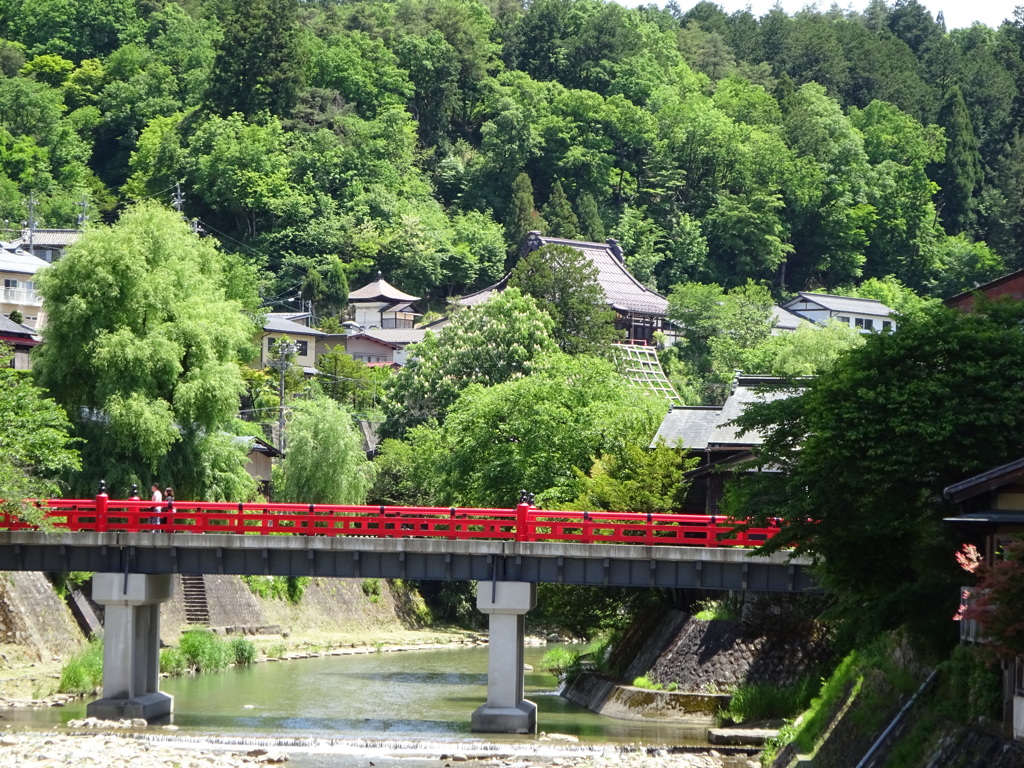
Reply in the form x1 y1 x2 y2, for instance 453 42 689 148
652 375 802 513
454 232 675 345
256 314 327 374
15 228 82 264
783 292 895 333
0 313 40 370
342 327 427 367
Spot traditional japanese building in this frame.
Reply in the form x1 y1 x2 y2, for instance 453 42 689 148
347 273 421 330
454 232 675 345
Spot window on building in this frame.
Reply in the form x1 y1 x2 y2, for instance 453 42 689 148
294 340 308 356
3 278 18 289
881 320 892 332
854 317 874 330
836 315 850 324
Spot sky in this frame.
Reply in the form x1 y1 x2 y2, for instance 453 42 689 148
616 0 1018 31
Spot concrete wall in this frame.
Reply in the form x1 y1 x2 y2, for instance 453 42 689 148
0 572 84 661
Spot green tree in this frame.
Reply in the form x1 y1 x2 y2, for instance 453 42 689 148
380 288 557 438
567 440 698 514
744 319 865 377
0 346 80 524
931 86 983 235
437 353 666 507
315 345 380 412
504 172 545 253
540 180 580 239
726 301 1024 647
206 0 304 118
273 396 373 504
576 192 605 242
508 244 621 355
33 202 260 500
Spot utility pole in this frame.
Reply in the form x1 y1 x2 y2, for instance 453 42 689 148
275 339 297 453
172 183 185 214
25 193 36 253
76 196 89 228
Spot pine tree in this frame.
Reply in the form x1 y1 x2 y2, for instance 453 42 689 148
577 193 605 242
505 173 545 253
932 85 983 235
206 0 304 117
541 181 580 239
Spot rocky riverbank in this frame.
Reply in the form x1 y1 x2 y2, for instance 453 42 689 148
0 730 758 768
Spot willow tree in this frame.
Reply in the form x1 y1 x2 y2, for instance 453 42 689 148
33 202 260 500
273 396 373 504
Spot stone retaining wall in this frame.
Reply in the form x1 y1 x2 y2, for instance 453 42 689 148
0 572 84 661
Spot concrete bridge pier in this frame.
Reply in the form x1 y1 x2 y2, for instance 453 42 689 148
87 573 174 721
471 581 537 734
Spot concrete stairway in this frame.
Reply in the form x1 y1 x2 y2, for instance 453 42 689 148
180 574 210 626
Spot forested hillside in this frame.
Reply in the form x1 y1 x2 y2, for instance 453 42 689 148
0 0 1021 310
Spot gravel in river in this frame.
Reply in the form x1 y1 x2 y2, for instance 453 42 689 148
0 730 759 768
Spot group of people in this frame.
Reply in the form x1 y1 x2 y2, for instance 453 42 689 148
148 482 174 527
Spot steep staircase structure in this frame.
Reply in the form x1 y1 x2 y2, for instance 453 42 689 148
180 574 210 626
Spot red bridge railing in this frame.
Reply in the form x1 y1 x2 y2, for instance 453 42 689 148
0 495 781 548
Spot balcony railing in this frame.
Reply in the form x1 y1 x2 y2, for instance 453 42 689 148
1 287 41 305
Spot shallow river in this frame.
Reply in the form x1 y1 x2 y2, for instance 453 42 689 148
8 645 722 767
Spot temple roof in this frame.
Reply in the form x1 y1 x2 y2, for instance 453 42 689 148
349 274 420 303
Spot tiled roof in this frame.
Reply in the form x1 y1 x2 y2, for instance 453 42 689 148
0 314 37 338
452 234 669 318
358 328 428 346
17 228 82 248
0 244 49 275
943 457 1024 503
784 292 893 317
771 304 804 332
527 234 668 316
262 316 325 336
348 275 420 303
651 376 800 451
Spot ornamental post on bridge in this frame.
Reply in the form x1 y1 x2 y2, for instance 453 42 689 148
471 580 537 734
86 572 174 721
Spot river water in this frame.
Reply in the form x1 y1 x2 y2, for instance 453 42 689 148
9 645 722 767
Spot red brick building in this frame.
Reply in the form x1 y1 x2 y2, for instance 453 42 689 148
946 268 1024 312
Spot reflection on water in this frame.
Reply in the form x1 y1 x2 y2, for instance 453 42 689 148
2 644 715 765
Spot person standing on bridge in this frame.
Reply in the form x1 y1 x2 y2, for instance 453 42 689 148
149 483 163 527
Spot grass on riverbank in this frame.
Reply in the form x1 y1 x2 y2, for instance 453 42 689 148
57 637 103 694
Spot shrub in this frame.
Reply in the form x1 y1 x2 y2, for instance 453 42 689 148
160 647 187 676
229 637 257 666
724 675 818 724
58 637 104 694
179 629 230 673
361 578 382 603
633 676 663 690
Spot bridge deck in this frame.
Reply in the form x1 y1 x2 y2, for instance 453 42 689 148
0 531 818 592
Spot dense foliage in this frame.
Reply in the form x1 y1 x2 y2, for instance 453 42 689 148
0 0 1019 311
0 346 79 522
34 202 261 499
726 301 1024 649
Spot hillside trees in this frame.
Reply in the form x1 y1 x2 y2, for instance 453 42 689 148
33 202 261 501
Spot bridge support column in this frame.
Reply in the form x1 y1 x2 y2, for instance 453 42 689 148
471 581 537 734
87 573 174 721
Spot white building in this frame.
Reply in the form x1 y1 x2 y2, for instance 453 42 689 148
782 292 896 333
0 242 49 329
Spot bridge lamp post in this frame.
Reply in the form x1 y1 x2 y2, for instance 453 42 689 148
274 339 297 453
